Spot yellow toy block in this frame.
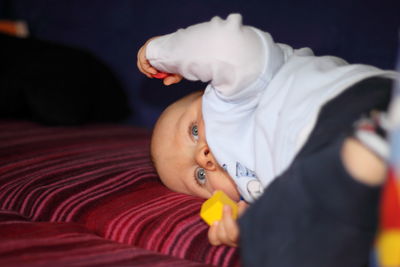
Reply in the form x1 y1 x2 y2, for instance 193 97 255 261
200 190 238 225
377 230 400 266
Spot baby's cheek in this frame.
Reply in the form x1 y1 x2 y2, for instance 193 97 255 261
226 187 241 202
212 180 240 202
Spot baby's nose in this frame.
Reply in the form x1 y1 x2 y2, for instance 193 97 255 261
195 146 215 171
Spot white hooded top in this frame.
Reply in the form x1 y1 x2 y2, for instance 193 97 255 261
147 14 397 202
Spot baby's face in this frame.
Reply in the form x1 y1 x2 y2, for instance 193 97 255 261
151 92 240 201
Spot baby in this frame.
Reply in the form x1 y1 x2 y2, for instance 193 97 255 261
137 14 397 248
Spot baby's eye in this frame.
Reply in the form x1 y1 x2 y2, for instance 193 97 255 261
195 167 207 186
191 124 199 141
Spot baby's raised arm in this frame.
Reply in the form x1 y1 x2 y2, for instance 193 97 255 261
138 14 282 99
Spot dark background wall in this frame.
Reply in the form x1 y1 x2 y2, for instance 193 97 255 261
1 0 399 127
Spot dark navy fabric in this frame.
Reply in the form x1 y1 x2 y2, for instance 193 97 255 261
1 0 398 127
239 77 392 267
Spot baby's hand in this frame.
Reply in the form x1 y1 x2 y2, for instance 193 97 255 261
136 37 183 86
207 200 248 247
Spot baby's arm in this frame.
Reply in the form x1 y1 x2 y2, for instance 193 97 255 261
137 14 280 98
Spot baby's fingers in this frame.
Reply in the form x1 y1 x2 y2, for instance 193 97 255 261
221 205 239 246
207 211 239 247
208 222 222 246
163 74 183 86
137 45 157 77
208 205 239 247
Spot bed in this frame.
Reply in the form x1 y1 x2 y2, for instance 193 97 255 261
0 119 239 266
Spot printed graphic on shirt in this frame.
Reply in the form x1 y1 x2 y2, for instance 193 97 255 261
222 164 228 172
246 179 264 200
235 162 263 200
235 162 256 178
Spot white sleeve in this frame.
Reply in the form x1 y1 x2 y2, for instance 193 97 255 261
146 14 284 100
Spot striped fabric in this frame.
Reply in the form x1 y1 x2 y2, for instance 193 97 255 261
0 213 208 267
0 120 239 266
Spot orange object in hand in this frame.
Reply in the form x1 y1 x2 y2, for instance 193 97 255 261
152 72 169 79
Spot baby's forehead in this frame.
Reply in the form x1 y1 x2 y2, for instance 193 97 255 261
172 91 203 108
158 92 202 122
152 90 203 142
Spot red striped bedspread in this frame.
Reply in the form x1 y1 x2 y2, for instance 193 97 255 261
0 120 239 267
